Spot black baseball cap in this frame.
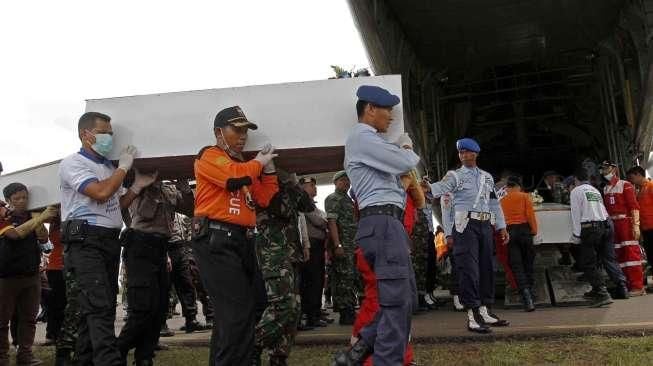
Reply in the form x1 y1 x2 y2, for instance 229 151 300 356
214 106 258 130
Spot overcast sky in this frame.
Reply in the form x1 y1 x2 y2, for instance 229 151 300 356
0 0 370 184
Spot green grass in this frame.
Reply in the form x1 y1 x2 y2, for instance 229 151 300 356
21 335 653 365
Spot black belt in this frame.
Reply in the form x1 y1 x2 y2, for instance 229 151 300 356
209 220 255 238
359 204 404 221
581 220 608 229
85 224 121 238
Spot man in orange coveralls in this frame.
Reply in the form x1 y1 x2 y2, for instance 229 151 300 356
192 106 279 366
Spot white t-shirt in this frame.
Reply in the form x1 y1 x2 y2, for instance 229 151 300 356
59 149 126 229
570 183 609 237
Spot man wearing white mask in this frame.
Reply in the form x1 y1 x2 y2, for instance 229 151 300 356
58 112 149 366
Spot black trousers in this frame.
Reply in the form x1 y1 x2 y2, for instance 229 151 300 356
642 230 653 266
168 242 198 321
300 237 325 320
65 228 122 366
117 230 169 362
45 270 66 340
579 222 612 290
507 224 535 291
192 227 256 366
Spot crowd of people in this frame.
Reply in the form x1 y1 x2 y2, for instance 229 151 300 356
1 83 653 366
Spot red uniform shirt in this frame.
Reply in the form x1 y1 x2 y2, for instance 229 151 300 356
47 222 63 271
603 179 639 216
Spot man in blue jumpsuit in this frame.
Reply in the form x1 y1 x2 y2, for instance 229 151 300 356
423 138 510 333
333 85 421 366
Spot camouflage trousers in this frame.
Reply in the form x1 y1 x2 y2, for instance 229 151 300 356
55 268 80 353
411 235 429 294
331 251 357 312
255 250 300 357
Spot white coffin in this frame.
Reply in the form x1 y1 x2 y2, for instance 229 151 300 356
533 203 573 245
0 75 404 209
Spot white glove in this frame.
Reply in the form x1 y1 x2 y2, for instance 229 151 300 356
260 143 273 154
117 145 138 172
570 235 581 245
263 160 276 174
394 133 413 149
254 145 278 167
130 170 158 195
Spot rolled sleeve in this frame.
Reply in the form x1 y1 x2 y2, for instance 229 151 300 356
355 131 420 175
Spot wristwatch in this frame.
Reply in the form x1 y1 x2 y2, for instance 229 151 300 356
336 243 343 248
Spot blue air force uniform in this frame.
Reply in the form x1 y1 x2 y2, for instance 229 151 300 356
428 138 509 333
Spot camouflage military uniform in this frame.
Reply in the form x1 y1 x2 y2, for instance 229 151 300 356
54 266 80 361
255 176 315 362
324 189 358 315
411 209 429 298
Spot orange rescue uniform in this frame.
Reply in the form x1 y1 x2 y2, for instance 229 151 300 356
500 191 538 235
194 146 278 227
637 180 653 231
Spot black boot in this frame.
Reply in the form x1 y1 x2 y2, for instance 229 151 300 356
614 283 630 300
135 360 154 366
252 347 262 366
269 355 288 366
589 287 613 308
520 289 535 312
332 338 372 366
54 349 73 366
339 310 354 326
307 315 328 328
183 318 208 333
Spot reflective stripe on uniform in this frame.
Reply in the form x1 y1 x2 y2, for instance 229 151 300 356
619 260 644 268
613 241 641 249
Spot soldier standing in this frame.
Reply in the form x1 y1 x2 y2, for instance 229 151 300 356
168 212 212 332
117 176 192 365
325 171 358 325
254 171 315 366
424 138 510 333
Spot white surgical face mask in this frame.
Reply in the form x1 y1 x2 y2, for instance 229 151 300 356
603 173 614 181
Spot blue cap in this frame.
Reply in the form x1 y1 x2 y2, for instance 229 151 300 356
356 85 400 107
456 138 480 153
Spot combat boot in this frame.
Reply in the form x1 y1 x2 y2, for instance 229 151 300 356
332 338 372 366
269 355 288 366
614 283 630 300
478 306 509 326
466 308 491 334
183 318 209 333
54 349 73 366
135 360 153 366
520 288 535 312
251 346 262 366
338 310 354 326
588 287 613 308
